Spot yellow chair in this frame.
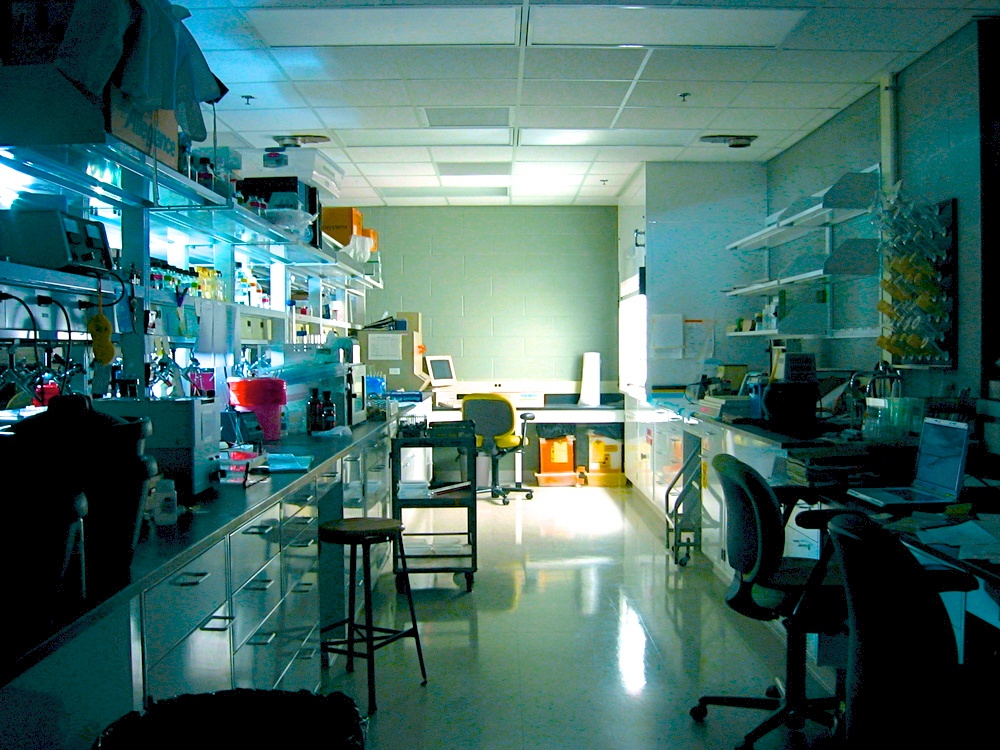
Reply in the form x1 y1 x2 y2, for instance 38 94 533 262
461 393 534 504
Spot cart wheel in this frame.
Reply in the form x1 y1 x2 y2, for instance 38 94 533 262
465 572 474 592
678 552 690 567
501 496 510 505
395 573 408 594
525 491 533 500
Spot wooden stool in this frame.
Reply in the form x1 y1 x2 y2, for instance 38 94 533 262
319 517 427 714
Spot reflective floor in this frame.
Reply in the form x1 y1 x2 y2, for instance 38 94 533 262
321 486 838 750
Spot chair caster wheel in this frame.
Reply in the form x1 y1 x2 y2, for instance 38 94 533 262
786 713 805 731
465 572 474 592
525 491 533 499
502 497 510 505
765 685 781 699
690 704 707 722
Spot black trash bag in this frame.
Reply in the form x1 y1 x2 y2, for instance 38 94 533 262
588 423 624 441
93 689 365 749
535 423 576 439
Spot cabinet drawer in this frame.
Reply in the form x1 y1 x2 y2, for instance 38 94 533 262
230 504 281 591
281 480 318 521
275 625 321 693
231 556 282 651
143 539 227 666
282 525 318 594
233 599 307 691
146 602 233 701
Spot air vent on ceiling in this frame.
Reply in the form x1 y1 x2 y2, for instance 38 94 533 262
272 134 331 147
423 107 510 128
437 162 512 176
700 134 758 148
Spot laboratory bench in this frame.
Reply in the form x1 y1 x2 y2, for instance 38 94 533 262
0 415 399 750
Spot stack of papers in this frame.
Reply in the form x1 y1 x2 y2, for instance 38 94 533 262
265 454 313 472
913 514 1000 562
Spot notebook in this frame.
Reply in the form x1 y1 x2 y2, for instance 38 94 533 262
847 417 971 508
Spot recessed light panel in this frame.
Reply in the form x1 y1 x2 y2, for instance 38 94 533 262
437 162 513 176
424 108 510 128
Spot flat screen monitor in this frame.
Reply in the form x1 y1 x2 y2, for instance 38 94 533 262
425 355 457 388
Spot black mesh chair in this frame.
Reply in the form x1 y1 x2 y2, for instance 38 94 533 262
826 512 994 745
690 454 846 749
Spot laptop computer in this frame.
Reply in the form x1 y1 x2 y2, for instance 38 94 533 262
847 417 972 508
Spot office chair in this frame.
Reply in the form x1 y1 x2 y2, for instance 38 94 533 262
826 512 993 746
461 393 535 504
690 454 847 749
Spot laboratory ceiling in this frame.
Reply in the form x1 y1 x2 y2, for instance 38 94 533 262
183 1 999 207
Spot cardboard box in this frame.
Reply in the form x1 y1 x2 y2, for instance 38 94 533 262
361 227 379 254
107 85 179 166
357 329 427 391
322 207 364 246
534 471 579 487
588 433 623 473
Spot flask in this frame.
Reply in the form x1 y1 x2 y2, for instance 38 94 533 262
307 388 324 435
321 390 336 431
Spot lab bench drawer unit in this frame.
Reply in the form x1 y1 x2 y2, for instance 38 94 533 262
391 423 478 592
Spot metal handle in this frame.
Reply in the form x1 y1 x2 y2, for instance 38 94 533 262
247 631 276 646
242 524 274 536
245 578 274 591
292 581 315 594
199 614 234 631
634 229 646 247
171 571 210 587
289 537 317 549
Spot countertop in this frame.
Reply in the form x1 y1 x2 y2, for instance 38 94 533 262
4 417 396 686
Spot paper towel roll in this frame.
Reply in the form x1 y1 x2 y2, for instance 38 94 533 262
579 352 601 406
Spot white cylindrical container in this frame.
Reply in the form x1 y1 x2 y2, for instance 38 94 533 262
578 351 601 406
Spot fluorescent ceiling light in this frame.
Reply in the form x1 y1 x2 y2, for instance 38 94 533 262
379 187 510 198
519 129 697 147
337 128 513 147
246 7 521 47
527 6 807 48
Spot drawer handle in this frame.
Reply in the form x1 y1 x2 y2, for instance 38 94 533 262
172 571 210 587
295 647 318 661
200 615 234 632
289 538 317 549
369 463 386 472
245 578 275 591
286 516 316 527
242 524 275 537
292 581 315 594
248 631 276 646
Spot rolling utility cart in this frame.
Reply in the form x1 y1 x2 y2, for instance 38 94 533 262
391 421 478 592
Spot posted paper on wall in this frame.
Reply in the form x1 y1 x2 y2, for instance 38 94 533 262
651 313 684 358
366 332 404 360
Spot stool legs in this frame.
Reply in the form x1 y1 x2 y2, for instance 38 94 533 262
395 531 428 686
322 530 427 716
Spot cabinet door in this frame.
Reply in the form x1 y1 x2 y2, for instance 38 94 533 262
143 539 227 666
146 602 233 701
275 625 322 693
698 424 729 576
0 600 136 750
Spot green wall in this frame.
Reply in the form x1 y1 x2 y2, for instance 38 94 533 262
362 205 619 383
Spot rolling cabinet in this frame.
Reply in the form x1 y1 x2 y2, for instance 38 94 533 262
624 394 655 502
697 421 729 577
391 423 479 592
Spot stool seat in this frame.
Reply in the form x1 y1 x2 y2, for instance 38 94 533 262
320 514 426 715
320 517 404 545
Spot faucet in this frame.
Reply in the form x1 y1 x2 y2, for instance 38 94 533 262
865 361 903 398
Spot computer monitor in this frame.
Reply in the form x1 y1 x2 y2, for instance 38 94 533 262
424 355 457 388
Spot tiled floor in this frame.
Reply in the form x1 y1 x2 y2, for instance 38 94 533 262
321 486 839 750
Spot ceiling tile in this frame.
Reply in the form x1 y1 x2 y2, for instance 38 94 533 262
642 48 776 82
594 146 685 161
628 81 747 109
338 129 513 147
781 8 962 51
271 47 405 81
388 47 522 80
339 176 373 189
183 9 264 51
521 81 632 107
522 48 648 81
203 51 288 83
214 82 307 110
296 80 411 108
359 163 437 177
405 80 519 107
729 81 861 109
706 107 825 131
345 147 433 163
513 162 591 176
615 107 724 130
585 162 640 176
365 176 442 189
430 146 515 161
217 108 324 131
753 49 900 83
517 107 618 129
317 108 422 129
514 146 602 162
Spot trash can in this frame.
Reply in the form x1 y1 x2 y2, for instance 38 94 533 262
92 689 365 749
